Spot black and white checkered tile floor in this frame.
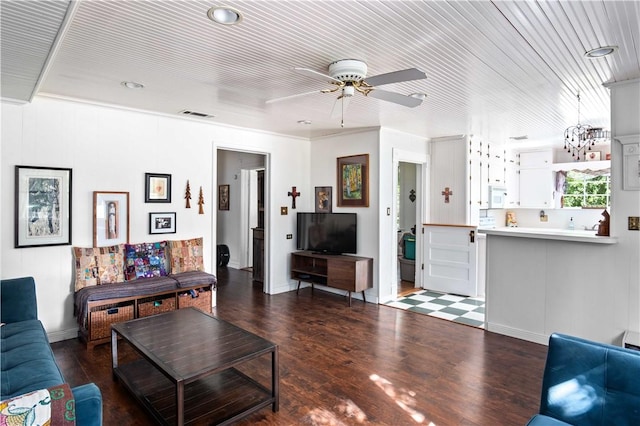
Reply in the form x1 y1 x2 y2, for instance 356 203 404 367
385 289 485 328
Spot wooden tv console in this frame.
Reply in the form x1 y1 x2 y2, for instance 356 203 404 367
290 251 373 306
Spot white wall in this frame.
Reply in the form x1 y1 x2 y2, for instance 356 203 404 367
308 129 380 301
608 79 640 335
1 97 307 340
379 128 429 302
212 125 310 295
429 136 467 224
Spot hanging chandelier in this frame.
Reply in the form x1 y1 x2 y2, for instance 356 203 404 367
564 93 610 161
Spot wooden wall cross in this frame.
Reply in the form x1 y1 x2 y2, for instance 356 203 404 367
441 187 453 203
288 186 300 209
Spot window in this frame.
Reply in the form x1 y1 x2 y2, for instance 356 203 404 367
562 171 610 208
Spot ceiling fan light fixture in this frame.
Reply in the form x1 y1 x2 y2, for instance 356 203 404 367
409 92 427 100
328 59 367 82
297 120 312 125
584 45 617 58
343 85 355 97
207 6 243 25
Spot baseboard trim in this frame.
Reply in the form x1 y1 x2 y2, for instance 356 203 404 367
48 328 78 343
487 322 548 345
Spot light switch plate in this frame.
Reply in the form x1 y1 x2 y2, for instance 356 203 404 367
629 216 640 230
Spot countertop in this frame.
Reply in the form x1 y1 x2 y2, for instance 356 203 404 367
478 227 618 244
422 223 476 229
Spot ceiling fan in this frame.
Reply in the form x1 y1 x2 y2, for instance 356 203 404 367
266 59 428 127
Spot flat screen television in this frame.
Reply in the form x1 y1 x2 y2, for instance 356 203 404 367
296 212 357 255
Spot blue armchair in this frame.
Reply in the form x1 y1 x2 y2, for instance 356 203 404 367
527 333 640 425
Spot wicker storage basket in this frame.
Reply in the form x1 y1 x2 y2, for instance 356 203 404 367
89 303 134 340
138 294 177 318
178 289 212 313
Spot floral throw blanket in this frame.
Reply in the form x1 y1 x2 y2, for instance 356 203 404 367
0 383 75 425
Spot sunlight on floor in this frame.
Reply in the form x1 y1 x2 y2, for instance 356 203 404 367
303 399 367 425
303 408 347 426
370 374 435 425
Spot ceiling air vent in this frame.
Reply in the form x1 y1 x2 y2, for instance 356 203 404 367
178 110 215 119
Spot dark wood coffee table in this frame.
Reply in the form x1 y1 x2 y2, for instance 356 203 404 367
111 308 278 425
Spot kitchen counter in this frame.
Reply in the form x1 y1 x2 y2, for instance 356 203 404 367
422 223 476 229
478 227 618 244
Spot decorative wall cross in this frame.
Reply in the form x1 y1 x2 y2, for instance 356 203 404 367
441 187 453 203
288 186 300 209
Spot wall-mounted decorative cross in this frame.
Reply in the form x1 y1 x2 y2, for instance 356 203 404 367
288 186 300 209
441 187 453 203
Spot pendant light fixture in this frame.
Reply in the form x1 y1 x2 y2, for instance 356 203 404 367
564 93 610 161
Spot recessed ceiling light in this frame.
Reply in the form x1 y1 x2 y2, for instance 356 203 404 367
584 46 617 58
207 6 243 25
409 92 427 100
297 120 312 125
121 81 144 89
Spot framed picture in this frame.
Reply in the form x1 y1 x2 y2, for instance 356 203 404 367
218 184 230 210
15 165 72 248
337 154 369 207
93 191 129 247
145 173 171 203
315 186 332 213
149 212 176 234
585 151 601 161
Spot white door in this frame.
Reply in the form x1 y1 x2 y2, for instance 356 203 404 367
422 225 478 296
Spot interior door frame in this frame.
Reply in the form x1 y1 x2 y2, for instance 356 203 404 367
214 147 270 294
239 169 260 269
391 148 429 295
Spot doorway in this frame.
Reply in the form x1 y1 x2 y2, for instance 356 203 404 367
388 148 428 300
397 161 419 296
216 149 267 291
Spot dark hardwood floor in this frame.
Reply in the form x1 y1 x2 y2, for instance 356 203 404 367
52 268 548 425
398 279 418 296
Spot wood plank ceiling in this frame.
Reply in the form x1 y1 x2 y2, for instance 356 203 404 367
1 1 638 144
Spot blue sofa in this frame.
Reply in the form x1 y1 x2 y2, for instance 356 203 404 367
527 333 640 426
1 277 102 425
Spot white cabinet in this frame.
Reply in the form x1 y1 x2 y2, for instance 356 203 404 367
488 147 506 186
520 150 552 168
518 150 554 208
468 137 488 211
504 150 519 208
519 168 554 207
469 139 507 209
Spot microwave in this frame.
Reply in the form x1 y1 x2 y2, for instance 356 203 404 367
488 185 507 209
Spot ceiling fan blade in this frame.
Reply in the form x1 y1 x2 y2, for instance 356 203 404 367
367 89 423 107
364 68 427 87
294 67 342 84
330 95 352 118
265 89 323 104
